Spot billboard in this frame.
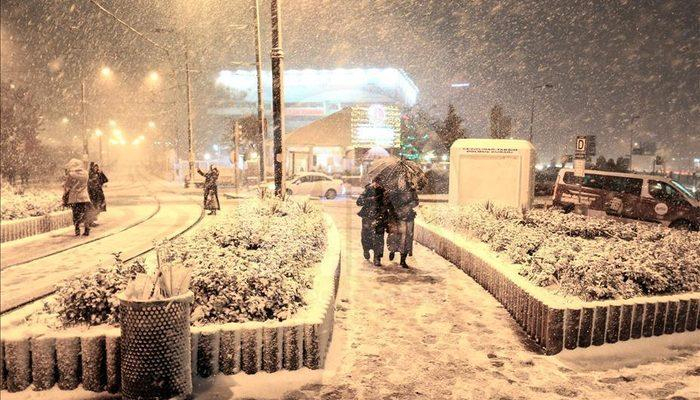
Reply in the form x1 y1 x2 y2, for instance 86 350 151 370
350 104 401 148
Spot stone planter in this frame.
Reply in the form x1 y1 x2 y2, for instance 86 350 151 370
0 210 72 243
0 215 341 393
414 218 699 355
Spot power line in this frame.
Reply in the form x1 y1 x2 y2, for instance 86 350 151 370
86 0 170 56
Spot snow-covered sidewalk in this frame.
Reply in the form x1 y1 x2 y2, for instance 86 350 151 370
259 200 698 400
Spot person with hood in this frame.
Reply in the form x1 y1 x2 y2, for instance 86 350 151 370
88 162 109 224
385 178 420 268
197 165 220 215
356 176 387 266
63 158 92 236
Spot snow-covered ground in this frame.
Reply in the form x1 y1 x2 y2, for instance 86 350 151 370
2 198 698 400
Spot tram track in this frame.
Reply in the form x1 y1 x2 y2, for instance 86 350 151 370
0 175 205 316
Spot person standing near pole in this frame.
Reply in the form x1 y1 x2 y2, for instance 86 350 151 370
197 165 220 215
88 162 109 226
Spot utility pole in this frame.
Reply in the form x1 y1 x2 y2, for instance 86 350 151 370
233 121 241 192
184 45 195 188
253 0 266 183
81 80 89 163
271 0 286 196
528 83 552 143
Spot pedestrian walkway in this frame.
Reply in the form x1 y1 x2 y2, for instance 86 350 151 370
0 201 158 268
271 201 699 400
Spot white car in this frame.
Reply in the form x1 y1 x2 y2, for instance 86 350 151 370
264 172 343 199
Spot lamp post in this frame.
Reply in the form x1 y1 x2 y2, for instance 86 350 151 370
528 83 553 143
95 129 104 164
270 0 286 196
253 0 266 183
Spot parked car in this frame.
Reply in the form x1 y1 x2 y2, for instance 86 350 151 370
553 168 700 230
262 172 344 199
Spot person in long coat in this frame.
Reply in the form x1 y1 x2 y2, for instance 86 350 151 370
385 181 419 268
198 165 220 215
88 162 109 224
64 158 92 236
357 177 387 266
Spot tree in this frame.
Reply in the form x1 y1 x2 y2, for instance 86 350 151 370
399 107 437 160
489 104 513 139
595 156 607 170
436 104 466 150
0 83 43 184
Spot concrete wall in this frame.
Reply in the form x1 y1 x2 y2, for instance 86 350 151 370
0 211 72 243
414 219 699 355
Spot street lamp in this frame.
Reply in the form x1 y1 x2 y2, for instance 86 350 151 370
528 83 553 143
147 70 159 84
148 121 156 129
100 66 113 79
271 0 286 196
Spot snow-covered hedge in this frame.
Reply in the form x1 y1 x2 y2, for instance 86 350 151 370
46 254 146 326
420 203 700 301
43 197 326 328
0 183 63 221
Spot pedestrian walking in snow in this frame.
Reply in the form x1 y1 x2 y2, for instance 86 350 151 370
357 177 388 266
385 179 419 268
63 158 93 236
198 165 220 215
88 162 109 225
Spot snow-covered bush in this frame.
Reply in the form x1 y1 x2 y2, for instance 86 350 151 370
0 182 63 220
42 198 327 328
46 254 146 326
420 203 700 301
158 197 326 325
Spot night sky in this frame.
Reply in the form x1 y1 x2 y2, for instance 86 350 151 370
1 0 698 164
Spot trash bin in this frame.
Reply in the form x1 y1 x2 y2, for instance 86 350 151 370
118 291 194 400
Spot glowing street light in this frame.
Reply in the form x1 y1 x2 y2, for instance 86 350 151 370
147 121 156 129
100 66 113 79
61 117 70 124
108 119 117 128
94 129 103 137
147 71 160 84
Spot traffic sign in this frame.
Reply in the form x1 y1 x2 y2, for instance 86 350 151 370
575 136 587 159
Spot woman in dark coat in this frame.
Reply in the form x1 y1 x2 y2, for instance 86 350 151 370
198 165 220 215
357 177 387 266
385 181 419 268
88 163 109 223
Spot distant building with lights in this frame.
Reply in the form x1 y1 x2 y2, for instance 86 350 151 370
210 67 419 175
212 68 418 131
285 104 402 174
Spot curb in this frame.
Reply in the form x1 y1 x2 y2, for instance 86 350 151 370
0 211 72 243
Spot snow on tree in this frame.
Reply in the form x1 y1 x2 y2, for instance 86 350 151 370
435 104 467 151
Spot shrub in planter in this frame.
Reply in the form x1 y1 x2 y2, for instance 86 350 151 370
0 183 63 221
46 254 146 326
42 198 327 328
420 203 700 301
